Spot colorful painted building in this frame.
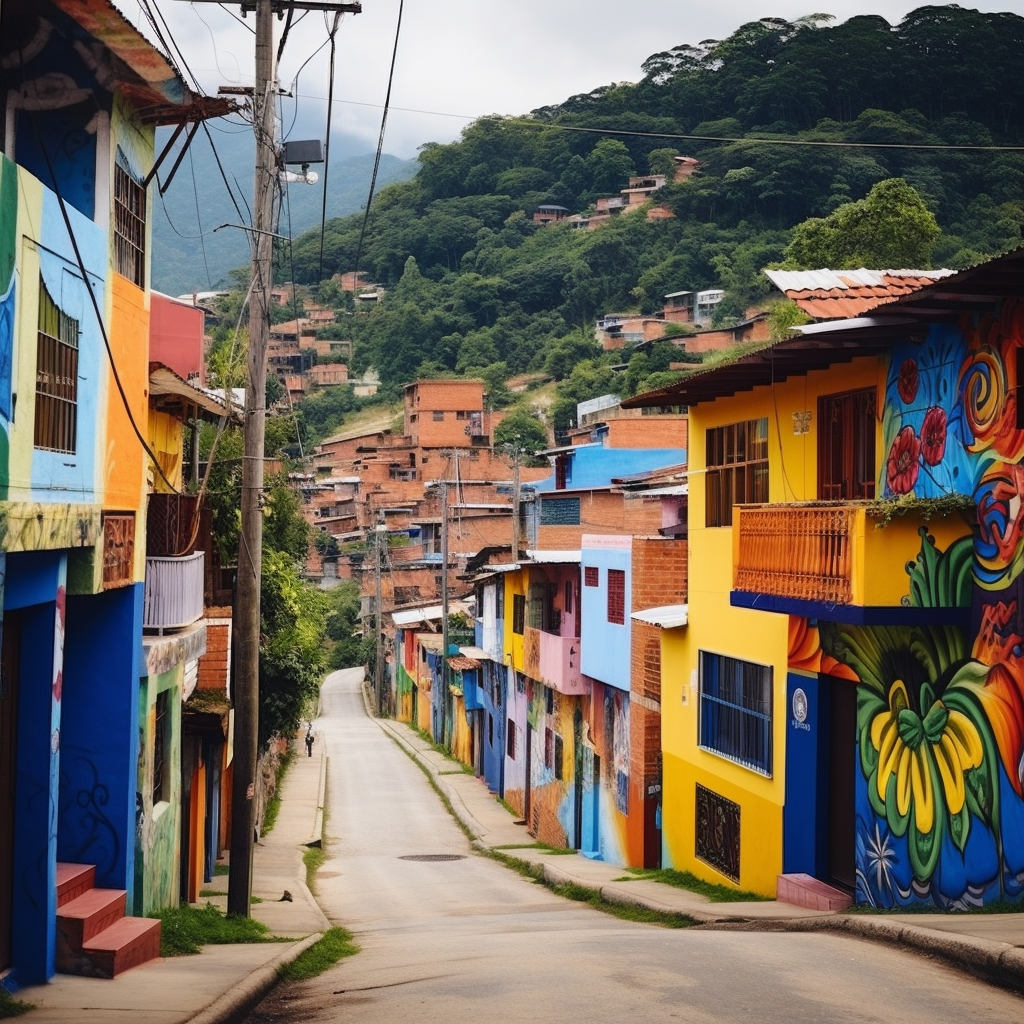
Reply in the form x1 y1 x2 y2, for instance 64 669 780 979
0 0 228 983
626 249 1024 911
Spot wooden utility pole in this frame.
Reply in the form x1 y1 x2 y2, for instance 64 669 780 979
174 0 363 919
511 449 521 559
373 515 387 715
227 0 275 919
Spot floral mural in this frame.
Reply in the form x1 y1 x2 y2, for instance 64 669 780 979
821 303 1024 907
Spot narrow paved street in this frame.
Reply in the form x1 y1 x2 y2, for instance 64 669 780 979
243 669 1022 1024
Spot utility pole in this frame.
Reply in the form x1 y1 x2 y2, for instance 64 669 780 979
511 447 521 559
439 475 449 743
175 0 362 919
227 0 275 920
373 514 387 715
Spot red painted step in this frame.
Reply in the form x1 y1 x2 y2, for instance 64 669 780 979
55 863 162 978
81 917 162 979
57 888 127 947
777 872 853 911
56 864 95 909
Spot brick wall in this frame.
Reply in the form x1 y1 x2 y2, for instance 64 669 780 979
536 491 664 549
631 536 687 609
197 615 232 691
605 416 688 452
630 621 662 704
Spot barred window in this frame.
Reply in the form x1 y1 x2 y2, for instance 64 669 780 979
512 593 526 635
584 566 599 587
698 651 772 775
35 279 79 453
540 496 581 526
114 162 146 288
607 569 625 625
705 418 768 527
153 689 170 804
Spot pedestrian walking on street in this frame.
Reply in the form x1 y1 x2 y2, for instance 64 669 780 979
305 730 315 757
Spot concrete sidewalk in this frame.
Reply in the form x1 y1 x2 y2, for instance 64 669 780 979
377 714 1024 997
14 741 329 1024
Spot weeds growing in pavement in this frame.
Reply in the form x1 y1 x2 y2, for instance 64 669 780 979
277 927 360 982
151 903 290 956
614 867 770 903
0 990 33 1019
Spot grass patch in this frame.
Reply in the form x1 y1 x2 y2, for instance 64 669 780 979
214 863 229 876
0 991 33 1019
261 749 295 836
151 902 290 956
277 927 360 982
304 845 326 893
497 798 522 818
486 849 544 880
616 867 771 903
492 842 576 855
549 880 697 928
198 889 263 904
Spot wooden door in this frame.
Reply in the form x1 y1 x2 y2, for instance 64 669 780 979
827 678 857 890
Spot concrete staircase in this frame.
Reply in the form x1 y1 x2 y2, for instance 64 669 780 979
777 872 854 911
56 863 161 978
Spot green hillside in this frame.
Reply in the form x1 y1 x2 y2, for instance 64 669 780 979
239 8 1024 443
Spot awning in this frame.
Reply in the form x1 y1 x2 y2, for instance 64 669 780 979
631 604 688 628
149 363 241 423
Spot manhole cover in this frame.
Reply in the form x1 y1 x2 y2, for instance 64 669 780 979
398 854 466 862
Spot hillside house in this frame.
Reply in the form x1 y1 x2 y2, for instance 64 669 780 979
0 0 230 984
623 247 1024 912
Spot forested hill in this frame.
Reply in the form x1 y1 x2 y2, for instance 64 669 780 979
285 6 1024 402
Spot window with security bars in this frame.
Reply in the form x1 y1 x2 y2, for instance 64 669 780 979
35 279 79 453
512 593 526 635
607 569 625 625
698 651 772 775
584 566 598 587
114 163 146 288
705 418 768 527
540 496 580 526
153 690 170 804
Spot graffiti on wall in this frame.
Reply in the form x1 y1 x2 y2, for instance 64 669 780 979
808 305 1024 908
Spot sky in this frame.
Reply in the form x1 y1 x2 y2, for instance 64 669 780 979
119 0 1024 159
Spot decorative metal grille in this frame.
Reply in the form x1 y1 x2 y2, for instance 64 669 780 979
607 569 626 624
146 492 200 556
35 279 78 454
102 513 136 589
695 783 741 882
114 163 146 288
584 565 599 587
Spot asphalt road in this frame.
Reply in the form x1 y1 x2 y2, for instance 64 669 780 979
242 668 1023 1024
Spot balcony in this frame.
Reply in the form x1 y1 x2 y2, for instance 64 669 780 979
524 627 586 695
732 503 970 622
144 551 205 632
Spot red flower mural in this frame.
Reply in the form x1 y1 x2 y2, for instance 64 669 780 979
886 425 921 494
897 358 919 404
920 406 947 466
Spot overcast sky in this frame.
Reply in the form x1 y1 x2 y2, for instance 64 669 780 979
119 1 1024 159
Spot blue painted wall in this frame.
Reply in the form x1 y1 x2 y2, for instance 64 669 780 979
7 552 67 985
533 444 686 492
580 544 631 689
59 585 143 896
479 661 505 795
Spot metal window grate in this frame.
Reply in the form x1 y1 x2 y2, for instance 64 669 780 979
698 650 772 776
35 280 79 454
114 163 146 288
102 513 136 589
607 569 625 625
584 566 599 587
695 783 741 882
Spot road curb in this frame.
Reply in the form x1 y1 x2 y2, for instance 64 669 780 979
725 914 1024 996
307 747 327 848
186 932 323 1024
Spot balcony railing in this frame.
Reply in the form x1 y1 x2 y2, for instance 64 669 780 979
524 626 586 695
145 551 205 631
734 504 855 604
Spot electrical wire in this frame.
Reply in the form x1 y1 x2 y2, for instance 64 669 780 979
317 11 344 283
353 0 405 278
189 146 213 288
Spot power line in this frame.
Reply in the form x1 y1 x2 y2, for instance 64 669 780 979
317 10 343 282
352 0 405 279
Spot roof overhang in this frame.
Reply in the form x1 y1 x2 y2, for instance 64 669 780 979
631 604 688 628
149 363 241 423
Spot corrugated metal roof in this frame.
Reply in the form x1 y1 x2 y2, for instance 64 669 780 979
525 550 582 563
392 605 444 625
447 656 480 670
764 268 955 321
631 604 688 628
459 646 489 660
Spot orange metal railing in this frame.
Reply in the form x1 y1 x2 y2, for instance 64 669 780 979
734 504 856 605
